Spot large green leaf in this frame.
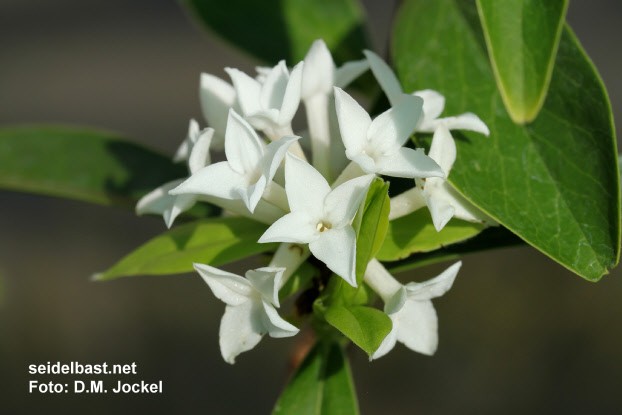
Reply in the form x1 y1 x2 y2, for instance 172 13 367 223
0 125 187 209
393 0 620 281
273 341 359 415
180 0 368 64
377 209 485 261
95 217 276 280
476 0 568 123
323 305 391 356
355 179 390 284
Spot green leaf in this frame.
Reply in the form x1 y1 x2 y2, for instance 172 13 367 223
323 305 392 355
95 217 276 280
476 0 568 123
377 209 485 261
0 125 188 210
384 226 524 274
180 0 369 64
393 0 620 281
273 341 359 415
355 179 390 284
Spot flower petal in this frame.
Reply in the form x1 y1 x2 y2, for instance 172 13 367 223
245 109 280 131
334 59 369 89
255 66 273 83
413 89 445 122
278 61 304 126
394 299 438 356
428 124 456 174
384 286 407 315
438 182 498 225
225 67 262 116
309 226 357 287
169 161 249 201
219 300 265 364
237 176 265 213
173 139 190 164
200 73 236 148
302 40 335 99
245 267 285 307
405 261 461 300
262 135 300 185
261 299 300 338
423 183 456 232
363 50 403 106
284 153 331 219
328 98 351 176
376 147 444 179
163 194 197 228
224 110 265 176
368 94 423 154
258 211 319 244
324 174 375 228
334 87 372 156
348 152 379 174
370 315 398 360
188 127 214 174
441 113 490 136
417 113 490 136
261 60 289 111
193 263 253 306
173 119 200 162
136 179 185 216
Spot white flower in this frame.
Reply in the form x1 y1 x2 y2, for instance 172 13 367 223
172 119 212 164
301 39 369 100
170 109 298 213
136 121 213 228
363 50 489 135
417 124 497 231
259 153 375 287
198 73 238 150
301 39 369 179
334 87 444 179
194 264 299 364
389 125 497 230
225 60 303 135
364 259 461 360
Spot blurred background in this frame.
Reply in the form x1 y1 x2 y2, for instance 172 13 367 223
1 0 621 413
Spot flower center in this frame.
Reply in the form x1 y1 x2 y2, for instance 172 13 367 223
361 147 380 162
316 221 332 232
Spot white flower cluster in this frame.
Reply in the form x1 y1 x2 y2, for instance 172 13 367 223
136 40 491 363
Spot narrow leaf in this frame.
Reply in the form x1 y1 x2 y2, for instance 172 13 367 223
355 179 390 284
95 217 276 280
393 0 620 280
477 0 568 123
180 0 369 64
0 125 188 209
273 341 359 415
377 209 485 261
384 226 524 274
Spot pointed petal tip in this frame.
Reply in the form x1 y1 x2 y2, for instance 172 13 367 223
433 217 451 232
432 205 455 232
89 272 104 282
167 184 182 196
362 49 377 59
